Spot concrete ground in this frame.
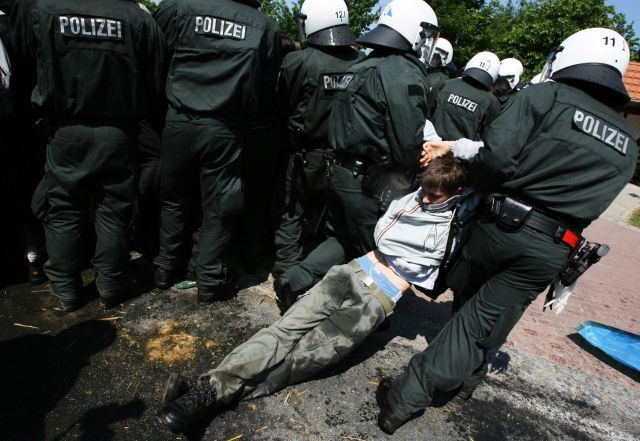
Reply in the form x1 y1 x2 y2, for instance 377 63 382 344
1 185 639 441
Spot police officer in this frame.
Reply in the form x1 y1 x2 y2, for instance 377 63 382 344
493 57 524 106
271 0 363 294
376 28 637 434
425 37 453 96
275 0 440 309
432 51 501 141
153 0 281 303
11 0 166 310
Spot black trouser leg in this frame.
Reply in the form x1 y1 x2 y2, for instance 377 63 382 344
38 124 136 303
196 124 243 289
273 149 330 275
155 119 198 273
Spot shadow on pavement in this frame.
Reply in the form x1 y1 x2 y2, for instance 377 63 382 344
0 320 117 441
568 333 640 383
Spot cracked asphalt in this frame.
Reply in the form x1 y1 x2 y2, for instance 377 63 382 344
1 255 638 441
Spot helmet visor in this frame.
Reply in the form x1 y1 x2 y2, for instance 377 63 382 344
418 23 440 61
540 45 563 82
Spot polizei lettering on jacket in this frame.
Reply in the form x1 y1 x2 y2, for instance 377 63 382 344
447 94 478 112
57 16 123 41
573 109 629 155
322 73 354 91
194 16 247 40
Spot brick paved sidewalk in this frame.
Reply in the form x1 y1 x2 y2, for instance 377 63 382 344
506 217 640 389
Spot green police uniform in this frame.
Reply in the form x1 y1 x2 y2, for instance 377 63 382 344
14 0 165 307
427 68 449 94
384 81 637 422
496 87 518 107
154 0 281 290
272 45 363 276
281 49 430 294
432 77 501 141
425 67 449 118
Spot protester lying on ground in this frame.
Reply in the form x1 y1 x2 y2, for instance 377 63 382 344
156 154 469 434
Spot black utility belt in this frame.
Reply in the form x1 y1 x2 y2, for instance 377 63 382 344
487 197 582 248
334 155 368 175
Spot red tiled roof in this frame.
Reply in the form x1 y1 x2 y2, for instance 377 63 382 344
624 61 640 102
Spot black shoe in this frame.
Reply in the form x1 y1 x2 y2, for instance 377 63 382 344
56 297 82 313
163 373 193 404
28 262 47 285
456 383 477 401
197 271 238 305
273 276 300 314
99 295 122 310
157 379 216 433
154 267 175 289
376 378 416 435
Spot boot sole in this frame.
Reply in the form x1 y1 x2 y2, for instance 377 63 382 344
163 373 186 404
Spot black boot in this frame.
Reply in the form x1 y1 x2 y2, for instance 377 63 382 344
157 376 216 433
162 373 192 405
26 250 47 285
154 267 175 289
197 271 238 305
376 378 419 435
273 276 300 314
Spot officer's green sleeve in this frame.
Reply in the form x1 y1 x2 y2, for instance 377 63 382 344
386 77 428 170
263 22 282 110
153 0 178 54
281 52 308 126
470 84 555 190
141 16 168 127
10 0 37 62
479 95 501 139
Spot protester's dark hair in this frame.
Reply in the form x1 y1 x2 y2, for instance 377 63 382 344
281 34 299 57
420 153 467 196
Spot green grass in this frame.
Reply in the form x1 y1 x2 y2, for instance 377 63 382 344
629 207 640 228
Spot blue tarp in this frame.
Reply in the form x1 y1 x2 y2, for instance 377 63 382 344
577 321 640 373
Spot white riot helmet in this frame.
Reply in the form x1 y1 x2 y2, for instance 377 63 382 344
498 58 524 90
298 0 355 47
540 28 630 106
430 37 453 67
463 51 500 90
358 0 439 58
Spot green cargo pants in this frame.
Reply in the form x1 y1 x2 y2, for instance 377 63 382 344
205 263 389 405
384 219 570 421
32 122 137 303
281 164 379 293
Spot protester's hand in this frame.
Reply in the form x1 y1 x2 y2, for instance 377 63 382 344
420 140 455 167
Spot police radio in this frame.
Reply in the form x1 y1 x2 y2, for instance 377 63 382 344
544 241 610 313
559 241 609 286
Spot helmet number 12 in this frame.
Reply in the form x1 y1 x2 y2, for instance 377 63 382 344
335 10 346 19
